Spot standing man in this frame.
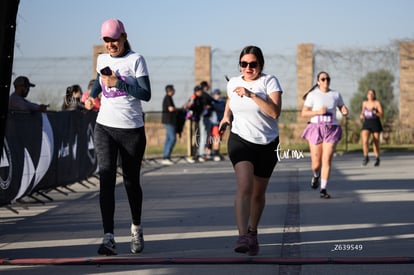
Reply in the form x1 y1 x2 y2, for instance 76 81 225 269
198 81 213 161
9 76 48 112
161 84 177 165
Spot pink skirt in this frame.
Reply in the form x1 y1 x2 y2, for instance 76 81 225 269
301 123 342 145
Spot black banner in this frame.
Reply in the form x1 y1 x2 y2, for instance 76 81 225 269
0 110 98 206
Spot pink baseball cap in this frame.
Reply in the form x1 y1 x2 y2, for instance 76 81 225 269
101 18 126 39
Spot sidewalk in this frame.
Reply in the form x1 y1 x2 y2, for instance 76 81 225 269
1 152 413 274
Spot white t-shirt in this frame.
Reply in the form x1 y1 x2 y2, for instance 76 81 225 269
227 73 283 144
96 51 149 128
304 88 344 125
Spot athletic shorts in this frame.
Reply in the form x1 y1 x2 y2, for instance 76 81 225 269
301 123 342 145
362 118 383 133
227 132 279 178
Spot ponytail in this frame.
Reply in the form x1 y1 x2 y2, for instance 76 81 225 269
302 84 318 100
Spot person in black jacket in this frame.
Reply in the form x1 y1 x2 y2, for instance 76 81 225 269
161 84 177 165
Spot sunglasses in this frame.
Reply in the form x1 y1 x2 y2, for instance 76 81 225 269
240 61 258 69
103 37 121 43
319 77 331 82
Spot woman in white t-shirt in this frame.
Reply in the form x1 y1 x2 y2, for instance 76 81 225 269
219 45 283 256
85 18 151 256
301 71 348 199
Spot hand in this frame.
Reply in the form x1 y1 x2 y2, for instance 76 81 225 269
84 98 95 110
101 71 118 88
233 87 252 98
39 104 49 112
319 106 327 115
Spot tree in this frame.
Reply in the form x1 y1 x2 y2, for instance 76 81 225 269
349 69 398 124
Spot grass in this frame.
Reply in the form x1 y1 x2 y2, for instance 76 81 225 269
144 142 414 159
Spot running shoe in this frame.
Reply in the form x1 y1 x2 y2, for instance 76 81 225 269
131 226 144 253
247 229 259 256
160 159 174 165
320 189 331 199
311 176 320 189
234 235 250 254
97 233 117 256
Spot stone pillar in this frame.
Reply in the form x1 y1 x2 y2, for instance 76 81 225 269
295 43 314 140
194 46 211 87
93 45 106 77
296 44 314 111
399 42 414 129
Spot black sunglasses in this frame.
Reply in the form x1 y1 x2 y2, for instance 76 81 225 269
319 77 331 82
240 61 258 69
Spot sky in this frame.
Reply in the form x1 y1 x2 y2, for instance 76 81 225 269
10 0 414 111
14 0 414 58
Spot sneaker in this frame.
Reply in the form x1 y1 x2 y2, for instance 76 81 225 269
97 233 117 256
213 155 222 162
198 156 207 162
160 159 174 165
374 158 380 167
362 156 369 166
320 189 331 199
186 156 195 163
247 229 259 256
311 176 320 189
234 235 250 254
131 226 144 253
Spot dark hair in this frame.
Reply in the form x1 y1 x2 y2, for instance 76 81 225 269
200 81 209 88
63 84 83 110
87 79 95 90
239 45 265 74
302 71 330 100
165 84 174 92
368 89 377 100
66 84 82 97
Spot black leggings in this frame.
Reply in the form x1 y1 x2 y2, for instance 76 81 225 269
94 123 146 234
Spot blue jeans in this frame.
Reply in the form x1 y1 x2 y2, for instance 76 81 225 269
163 123 176 159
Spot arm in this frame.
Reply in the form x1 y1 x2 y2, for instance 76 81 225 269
234 87 282 119
374 100 383 118
219 98 232 128
339 104 349 116
115 75 151 101
100 70 152 101
301 105 327 118
359 101 365 119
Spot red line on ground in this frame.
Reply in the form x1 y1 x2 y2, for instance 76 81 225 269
1 257 413 265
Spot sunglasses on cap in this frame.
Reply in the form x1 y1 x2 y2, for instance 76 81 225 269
239 61 258 69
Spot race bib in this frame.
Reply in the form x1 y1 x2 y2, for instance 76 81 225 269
317 113 333 124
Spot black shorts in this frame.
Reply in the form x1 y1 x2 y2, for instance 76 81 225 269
362 118 383 133
227 132 279 178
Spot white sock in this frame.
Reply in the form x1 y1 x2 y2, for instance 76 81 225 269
320 179 328 190
131 224 141 232
313 170 320 178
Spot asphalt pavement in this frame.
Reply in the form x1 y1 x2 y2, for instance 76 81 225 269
1 152 413 274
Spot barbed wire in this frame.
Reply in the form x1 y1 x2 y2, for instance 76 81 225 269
12 42 404 111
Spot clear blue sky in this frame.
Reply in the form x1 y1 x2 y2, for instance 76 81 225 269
14 0 414 58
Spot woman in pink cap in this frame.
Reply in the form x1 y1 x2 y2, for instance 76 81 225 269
85 18 151 256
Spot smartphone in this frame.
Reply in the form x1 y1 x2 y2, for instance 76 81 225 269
219 123 229 135
100 66 112 76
